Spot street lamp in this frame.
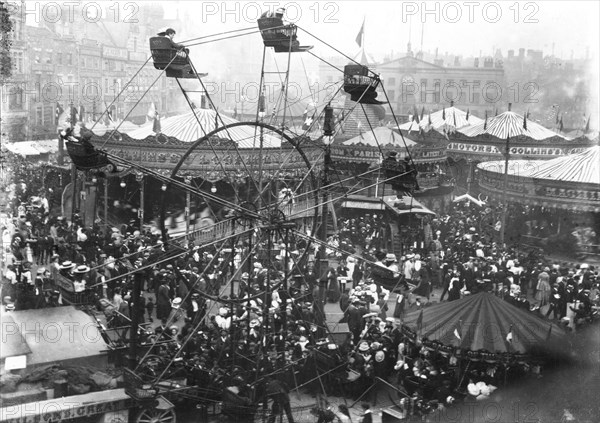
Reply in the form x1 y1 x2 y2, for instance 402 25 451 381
211 184 217 193
120 180 126 188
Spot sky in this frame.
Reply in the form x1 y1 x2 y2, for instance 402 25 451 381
176 0 600 61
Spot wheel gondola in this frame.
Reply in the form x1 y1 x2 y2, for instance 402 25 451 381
343 64 387 104
149 36 207 79
257 9 313 53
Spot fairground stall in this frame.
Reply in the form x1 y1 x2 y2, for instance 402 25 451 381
477 145 600 258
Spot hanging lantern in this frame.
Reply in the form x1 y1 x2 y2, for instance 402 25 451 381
323 104 334 136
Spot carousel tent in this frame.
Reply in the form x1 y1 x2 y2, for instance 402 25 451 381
459 110 566 141
126 108 282 147
398 105 483 134
477 146 600 211
402 292 566 354
343 126 416 149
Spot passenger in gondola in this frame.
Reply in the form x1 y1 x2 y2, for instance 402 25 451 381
157 28 189 54
260 6 285 19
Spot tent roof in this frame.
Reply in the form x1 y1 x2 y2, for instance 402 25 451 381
4 140 59 156
0 314 32 359
127 108 282 147
453 193 485 206
477 146 600 185
398 106 483 133
3 306 108 366
342 126 416 149
460 111 566 141
383 195 436 216
402 292 566 354
88 120 141 135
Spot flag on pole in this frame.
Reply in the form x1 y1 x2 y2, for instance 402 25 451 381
465 109 470 121
442 107 446 121
453 320 462 342
523 111 528 130
147 102 158 121
559 116 564 132
233 105 238 120
55 103 64 125
413 106 420 124
355 18 365 47
584 115 590 133
506 325 514 343
104 102 114 123
484 111 488 130
420 106 425 121
546 324 552 342
79 105 85 124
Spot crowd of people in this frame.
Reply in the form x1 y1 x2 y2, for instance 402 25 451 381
2 177 599 421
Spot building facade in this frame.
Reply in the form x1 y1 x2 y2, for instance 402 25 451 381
4 3 182 142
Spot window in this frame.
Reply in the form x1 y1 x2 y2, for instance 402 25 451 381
66 53 72 65
57 52 63 64
387 77 396 86
327 75 333 83
36 105 43 125
433 81 441 103
420 79 427 103
11 51 24 73
8 86 24 110
388 90 396 101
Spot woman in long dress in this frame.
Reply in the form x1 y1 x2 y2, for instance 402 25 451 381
535 267 551 307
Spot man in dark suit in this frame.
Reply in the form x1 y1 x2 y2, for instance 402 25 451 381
157 28 188 53
266 376 294 423
346 298 363 344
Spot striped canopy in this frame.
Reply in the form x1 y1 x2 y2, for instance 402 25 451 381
460 111 566 141
398 106 483 133
478 146 600 185
127 108 282 148
342 126 416 148
402 292 566 354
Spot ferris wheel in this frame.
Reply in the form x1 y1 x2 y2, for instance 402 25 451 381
64 8 420 422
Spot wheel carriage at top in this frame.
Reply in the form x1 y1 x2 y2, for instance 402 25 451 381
257 8 313 52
